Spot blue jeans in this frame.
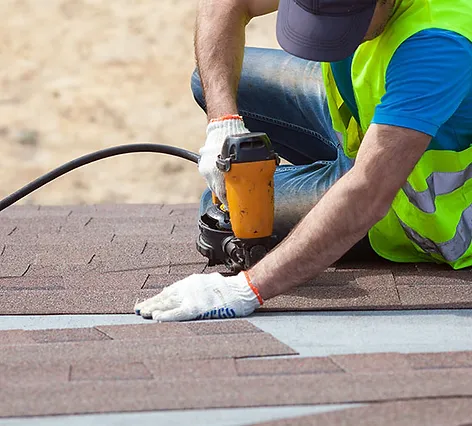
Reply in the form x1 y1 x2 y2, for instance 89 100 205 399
192 47 363 248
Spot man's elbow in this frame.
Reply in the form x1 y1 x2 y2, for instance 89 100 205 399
347 169 397 225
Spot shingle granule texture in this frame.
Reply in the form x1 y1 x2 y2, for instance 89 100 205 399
255 398 472 426
2 323 472 420
1 204 472 422
2 204 472 314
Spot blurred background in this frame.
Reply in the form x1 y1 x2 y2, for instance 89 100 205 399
0 0 279 205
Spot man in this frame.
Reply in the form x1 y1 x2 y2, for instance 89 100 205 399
135 0 472 321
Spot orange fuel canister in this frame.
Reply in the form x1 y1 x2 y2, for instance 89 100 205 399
216 133 278 240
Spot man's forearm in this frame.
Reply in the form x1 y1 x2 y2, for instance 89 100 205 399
250 124 431 300
250 168 386 299
195 0 248 120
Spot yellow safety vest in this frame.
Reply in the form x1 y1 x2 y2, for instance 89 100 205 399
322 0 472 269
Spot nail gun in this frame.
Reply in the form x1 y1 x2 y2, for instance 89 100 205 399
197 132 280 273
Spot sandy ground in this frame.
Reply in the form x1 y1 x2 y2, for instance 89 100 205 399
0 0 279 205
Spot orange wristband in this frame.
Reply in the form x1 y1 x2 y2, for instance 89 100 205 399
209 114 243 123
243 271 264 306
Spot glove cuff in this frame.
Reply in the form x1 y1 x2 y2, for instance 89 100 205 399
209 114 243 123
206 117 249 140
242 271 264 306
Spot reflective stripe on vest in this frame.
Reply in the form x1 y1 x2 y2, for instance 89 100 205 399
402 165 472 214
398 205 472 262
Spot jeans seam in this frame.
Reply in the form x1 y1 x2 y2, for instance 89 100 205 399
240 109 338 150
276 167 300 173
275 161 334 173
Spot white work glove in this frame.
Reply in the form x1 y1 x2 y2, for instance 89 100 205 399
134 272 263 322
198 115 250 207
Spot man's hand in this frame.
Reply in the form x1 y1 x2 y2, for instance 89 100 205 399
198 116 249 206
134 271 262 322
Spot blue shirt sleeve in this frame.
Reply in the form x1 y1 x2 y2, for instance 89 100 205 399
372 29 472 137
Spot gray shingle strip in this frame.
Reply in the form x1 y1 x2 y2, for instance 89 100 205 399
256 398 472 426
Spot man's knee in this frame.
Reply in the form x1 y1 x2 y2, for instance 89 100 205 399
191 69 206 111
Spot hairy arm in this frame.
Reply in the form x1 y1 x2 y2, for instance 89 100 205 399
195 0 278 120
250 124 432 299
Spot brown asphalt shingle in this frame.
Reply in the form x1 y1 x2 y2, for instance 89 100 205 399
70 361 153 381
235 356 343 376
0 197 471 420
0 331 296 365
1 203 471 422
2 323 472 419
0 275 65 290
257 398 472 426
2 203 472 314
